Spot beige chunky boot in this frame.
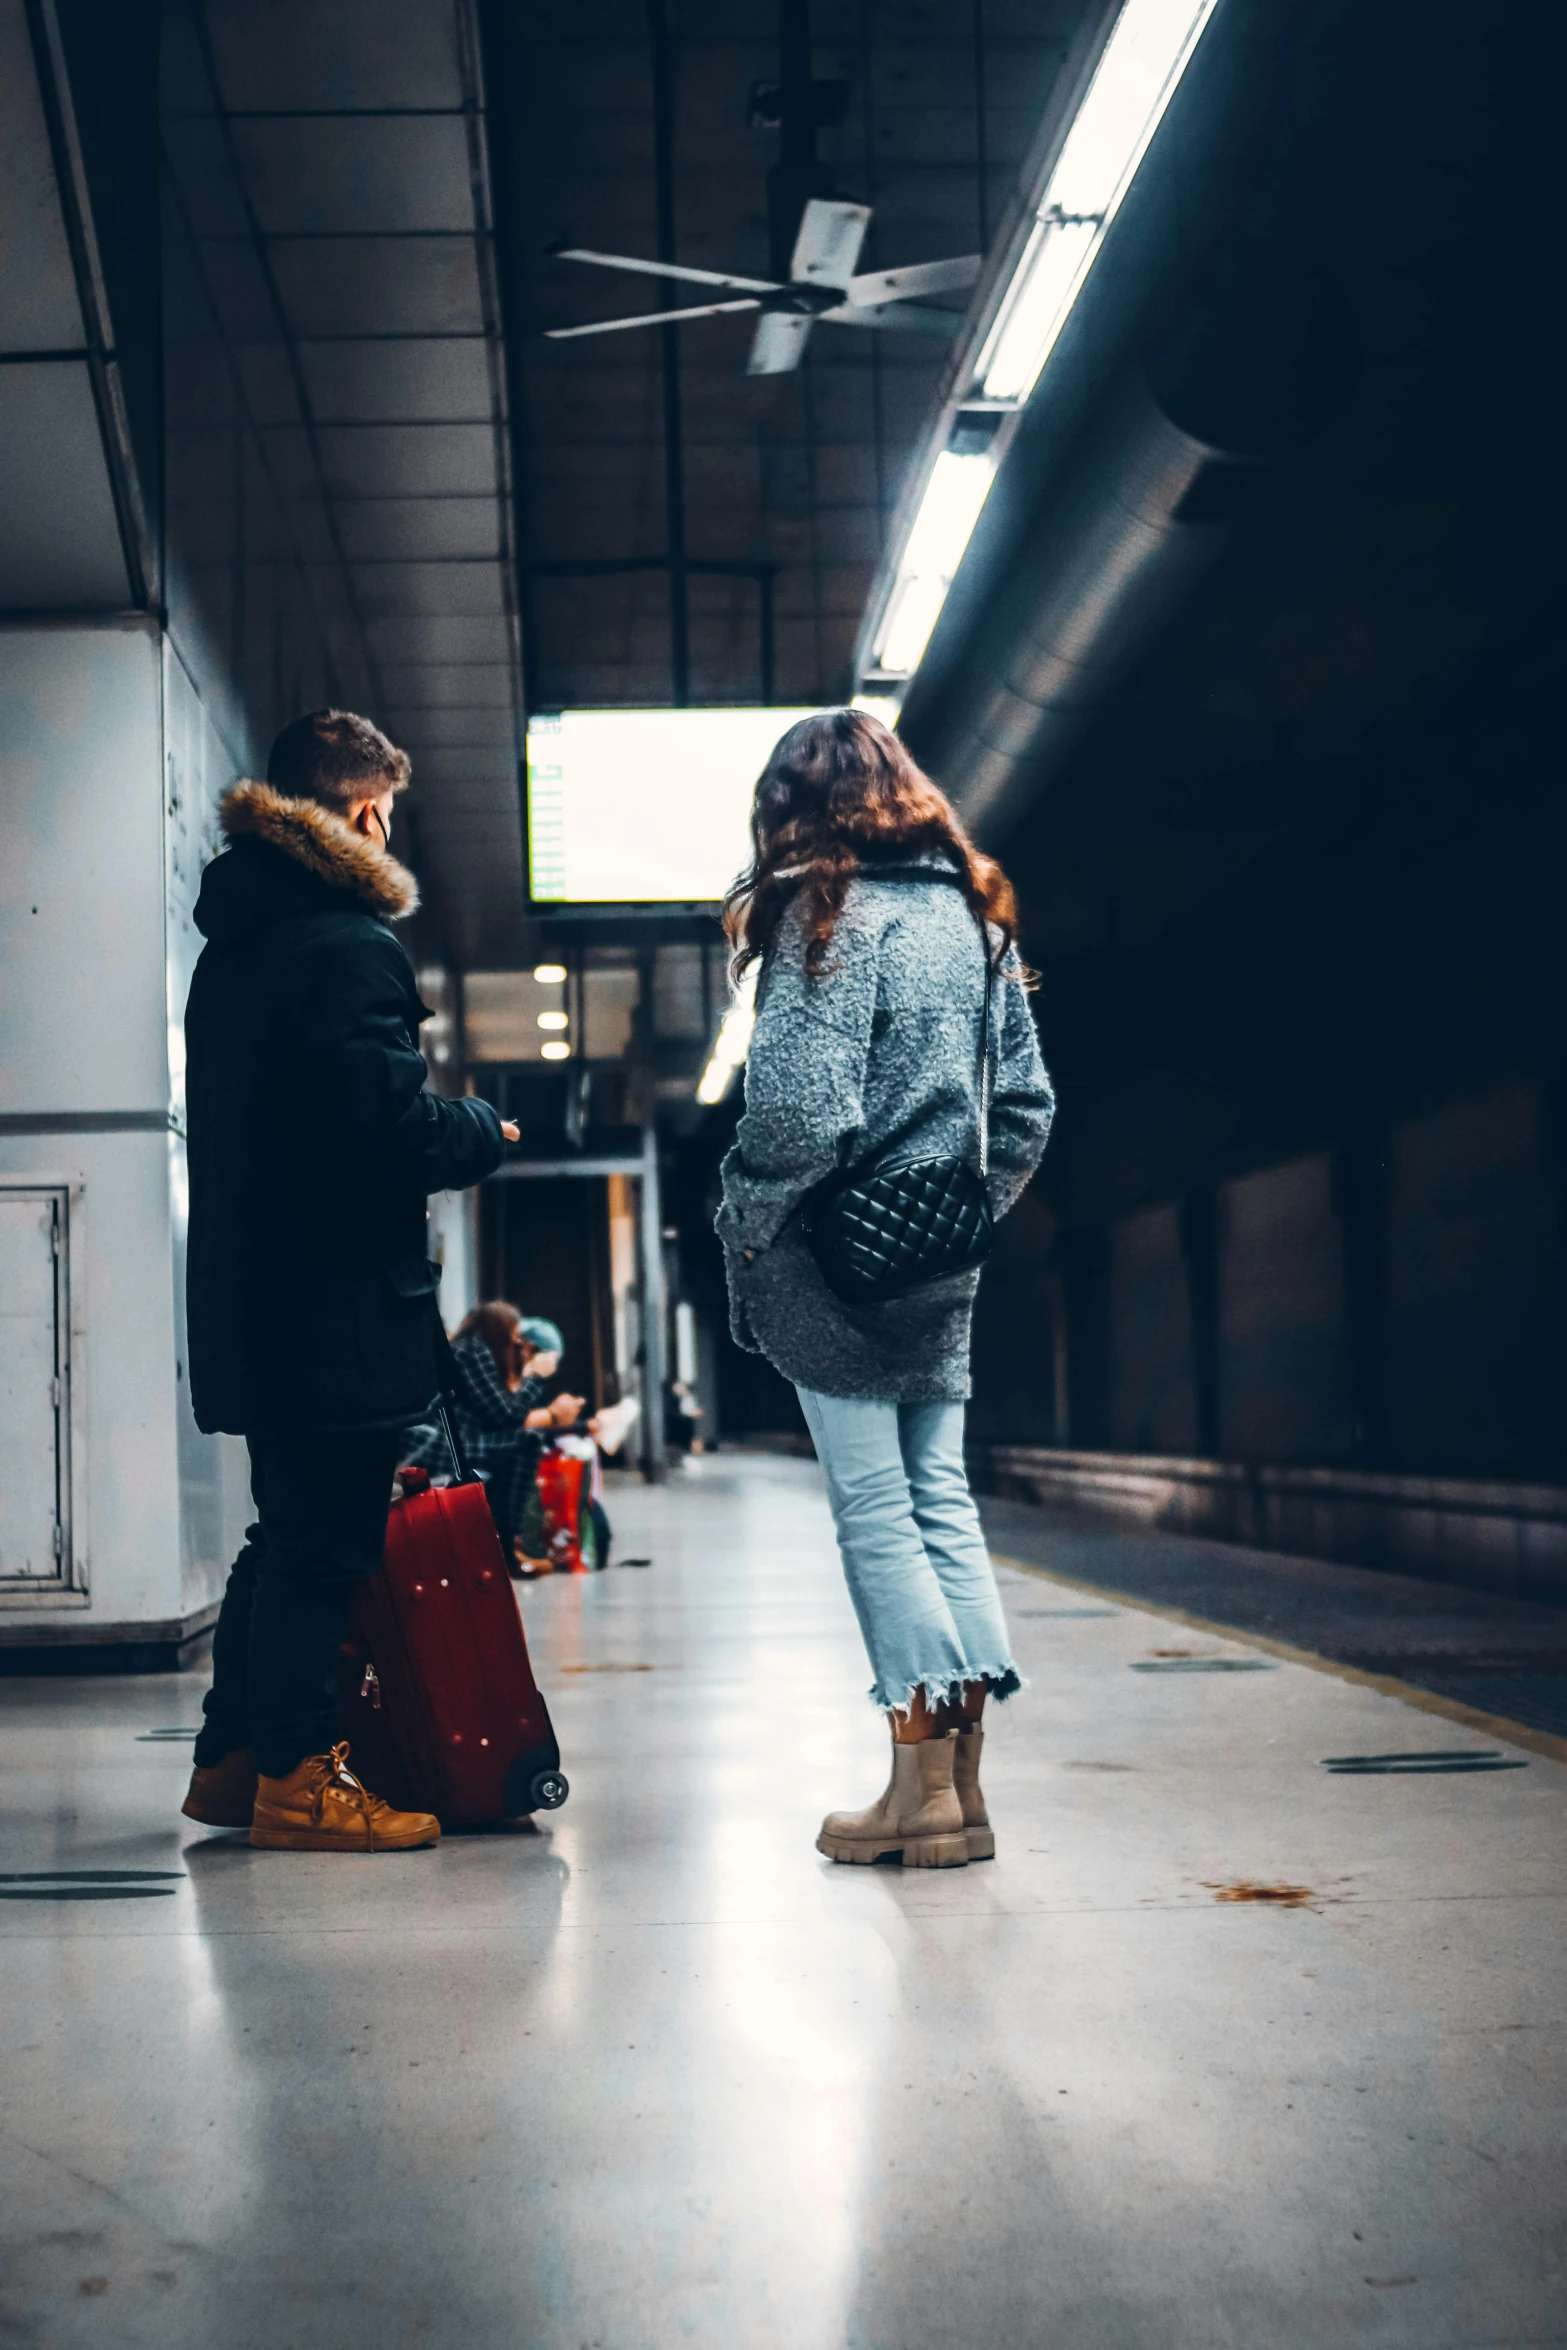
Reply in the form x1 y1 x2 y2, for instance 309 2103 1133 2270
817 1732 969 1869
951 1726 995 1860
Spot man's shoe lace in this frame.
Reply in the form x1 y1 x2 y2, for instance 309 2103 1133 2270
307 1741 382 1845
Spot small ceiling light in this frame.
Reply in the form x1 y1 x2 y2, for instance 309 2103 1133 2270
696 966 759 1106
540 1040 571 1061
533 962 567 983
537 1010 569 1031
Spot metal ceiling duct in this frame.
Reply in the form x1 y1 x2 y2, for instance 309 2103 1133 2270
911 243 1355 843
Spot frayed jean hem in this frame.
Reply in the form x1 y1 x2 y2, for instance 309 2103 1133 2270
871 1662 1025 1716
796 1388 1020 1726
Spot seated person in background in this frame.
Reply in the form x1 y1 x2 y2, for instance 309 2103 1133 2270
405 1303 584 1552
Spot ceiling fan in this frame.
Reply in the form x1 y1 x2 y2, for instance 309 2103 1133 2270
544 197 981 378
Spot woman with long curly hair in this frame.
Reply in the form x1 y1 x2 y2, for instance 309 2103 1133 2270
717 708 1054 1868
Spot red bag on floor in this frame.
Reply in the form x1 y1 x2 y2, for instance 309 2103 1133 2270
536 1442 591 1573
339 1452 567 1829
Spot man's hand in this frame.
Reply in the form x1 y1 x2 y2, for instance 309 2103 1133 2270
500 1120 520 1142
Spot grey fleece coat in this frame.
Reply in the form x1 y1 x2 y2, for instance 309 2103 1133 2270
715 859 1054 1401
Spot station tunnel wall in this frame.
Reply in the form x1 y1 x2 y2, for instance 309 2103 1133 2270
692 1048 1564 1506
685 998 1566 1600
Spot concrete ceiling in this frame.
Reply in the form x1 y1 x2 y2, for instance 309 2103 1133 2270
143 1 1108 970
485 1 1097 713
0 0 152 614
160 0 526 968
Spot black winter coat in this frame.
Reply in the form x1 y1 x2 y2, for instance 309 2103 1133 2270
184 782 504 1435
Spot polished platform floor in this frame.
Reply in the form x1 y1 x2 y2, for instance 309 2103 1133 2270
2 1453 1563 2350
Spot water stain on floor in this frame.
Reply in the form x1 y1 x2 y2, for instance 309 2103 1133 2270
1204 1880 1315 1907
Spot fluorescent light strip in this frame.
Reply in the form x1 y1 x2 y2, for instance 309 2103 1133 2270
979 0 1217 403
979 215 1098 405
696 964 759 1106
874 450 997 678
871 0 1217 680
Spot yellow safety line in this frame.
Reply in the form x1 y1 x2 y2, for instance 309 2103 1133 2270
989 1550 1567 1766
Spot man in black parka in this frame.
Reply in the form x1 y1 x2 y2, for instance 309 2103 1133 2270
180 709 516 1853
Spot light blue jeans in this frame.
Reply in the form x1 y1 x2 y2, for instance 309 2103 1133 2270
796 1388 1020 1715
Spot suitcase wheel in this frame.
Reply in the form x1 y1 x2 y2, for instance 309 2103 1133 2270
503 1746 569 1817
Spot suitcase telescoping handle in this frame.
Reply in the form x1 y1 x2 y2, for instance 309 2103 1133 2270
435 1399 474 1485
430 1298 477 1485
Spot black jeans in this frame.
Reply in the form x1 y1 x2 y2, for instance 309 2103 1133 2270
194 1429 402 1780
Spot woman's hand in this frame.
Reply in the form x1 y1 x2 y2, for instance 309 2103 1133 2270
524 1393 585 1433
500 1120 520 1142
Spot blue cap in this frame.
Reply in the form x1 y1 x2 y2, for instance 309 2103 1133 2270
517 1316 565 1358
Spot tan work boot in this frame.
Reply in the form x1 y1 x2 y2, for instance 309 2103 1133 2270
952 1725 995 1860
817 1732 968 1869
249 1741 440 1853
181 1746 259 1829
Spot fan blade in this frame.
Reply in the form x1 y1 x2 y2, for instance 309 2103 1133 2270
788 199 871 290
818 300 963 340
746 310 813 376
545 297 762 341
846 254 982 306
552 246 780 296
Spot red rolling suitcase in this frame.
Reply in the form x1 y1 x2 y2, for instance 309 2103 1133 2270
339 1445 568 1830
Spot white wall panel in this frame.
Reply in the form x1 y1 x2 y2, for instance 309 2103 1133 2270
0 625 246 1644
0 624 166 1116
0 1133 175 1626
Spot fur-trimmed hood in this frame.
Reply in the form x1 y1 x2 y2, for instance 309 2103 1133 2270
216 780 419 920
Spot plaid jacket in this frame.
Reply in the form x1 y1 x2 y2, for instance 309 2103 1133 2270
403 1332 545 1545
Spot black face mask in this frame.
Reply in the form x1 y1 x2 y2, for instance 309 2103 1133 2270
371 804 391 849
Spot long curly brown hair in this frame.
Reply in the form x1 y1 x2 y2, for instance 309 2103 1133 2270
452 1301 521 1383
723 708 1024 981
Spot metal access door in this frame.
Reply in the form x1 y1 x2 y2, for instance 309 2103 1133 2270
0 1188 72 1595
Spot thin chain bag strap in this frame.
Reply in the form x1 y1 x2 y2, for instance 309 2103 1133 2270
800 888 998 1302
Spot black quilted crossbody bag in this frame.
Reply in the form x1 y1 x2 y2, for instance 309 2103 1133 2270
799 871 996 1306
